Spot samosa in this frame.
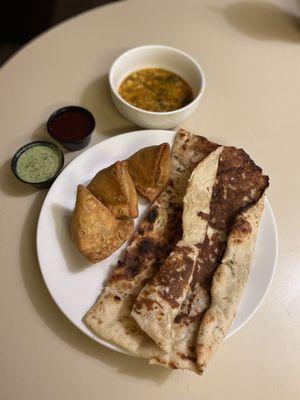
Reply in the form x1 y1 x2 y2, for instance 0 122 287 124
88 161 138 219
71 185 134 263
126 143 171 202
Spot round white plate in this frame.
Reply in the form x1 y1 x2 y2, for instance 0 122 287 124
37 130 278 354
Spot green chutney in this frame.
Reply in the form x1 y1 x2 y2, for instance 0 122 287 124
16 145 62 183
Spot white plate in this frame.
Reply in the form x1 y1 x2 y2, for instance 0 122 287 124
37 130 278 354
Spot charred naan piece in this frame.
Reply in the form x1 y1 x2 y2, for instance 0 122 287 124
132 243 197 353
151 146 269 373
126 143 171 201
131 148 223 352
84 130 220 357
71 185 134 263
196 197 264 373
88 161 138 219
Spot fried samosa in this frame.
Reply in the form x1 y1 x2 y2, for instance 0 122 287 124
71 185 134 263
88 161 138 219
126 143 171 202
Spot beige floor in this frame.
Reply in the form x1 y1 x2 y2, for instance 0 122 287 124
0 0 299 399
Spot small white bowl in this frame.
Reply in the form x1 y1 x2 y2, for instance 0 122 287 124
109 45 205 129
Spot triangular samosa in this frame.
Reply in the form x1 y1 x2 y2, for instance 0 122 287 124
88 161 138 219
71 185 134 263
126 143 171 201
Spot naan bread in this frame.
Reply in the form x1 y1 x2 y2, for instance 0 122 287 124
71 185 134 263
182 147 223 245
126 143 171 201
132 243 197 353
131 148 223 352
84 129 220 356
151 146 269 372
88 161 138 219
196 197 264 373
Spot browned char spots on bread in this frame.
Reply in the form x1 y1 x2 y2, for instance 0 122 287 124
177 146 269 325
209 146 269 231
107 201 183 285
147 206 159 223
177 352 197 362
197 211 209 220
134 296 163 312
231 216 252 243
153 245 195 308
133 244 195 311
191 136 219 155
138 238 156 257
169 362 179 370
194 232 227 289
111 238 157 281
178 131 220 173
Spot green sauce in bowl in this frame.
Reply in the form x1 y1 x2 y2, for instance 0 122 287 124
12 141 64 188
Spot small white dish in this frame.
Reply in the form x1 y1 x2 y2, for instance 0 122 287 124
109 45 205 129
37 130 278 355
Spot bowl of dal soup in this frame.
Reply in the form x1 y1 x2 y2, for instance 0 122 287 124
109 45 205 129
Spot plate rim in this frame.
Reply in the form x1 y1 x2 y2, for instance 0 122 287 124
36 129 278 354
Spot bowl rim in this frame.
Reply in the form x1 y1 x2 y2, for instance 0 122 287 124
109 44 206 116
11 140 65 185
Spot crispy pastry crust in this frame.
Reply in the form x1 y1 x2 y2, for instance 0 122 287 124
71 185 133 263
88 161 138 219
126 143 171 201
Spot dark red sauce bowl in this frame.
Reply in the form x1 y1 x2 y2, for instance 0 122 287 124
47 106 96 151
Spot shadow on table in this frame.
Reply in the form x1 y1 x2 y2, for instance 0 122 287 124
0 159 37 197
20 195 171 384
80 74 137 137
30 123 52 142
221 1 300 42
